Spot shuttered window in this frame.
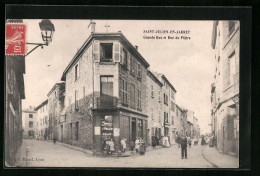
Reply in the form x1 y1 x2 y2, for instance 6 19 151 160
75 90 79 110
121 78 128 104
137 89 142 109
130 84 135 108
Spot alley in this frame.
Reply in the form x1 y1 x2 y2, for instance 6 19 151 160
15 139 215 168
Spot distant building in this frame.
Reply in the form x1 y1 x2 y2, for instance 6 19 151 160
60 23 149 152
186 110 194 138
47 82 65 140
35 100 49 140
146 70 163 145
211 21 239 156
22 106 37 139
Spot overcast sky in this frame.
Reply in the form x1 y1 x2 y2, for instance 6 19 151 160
22 20 215 134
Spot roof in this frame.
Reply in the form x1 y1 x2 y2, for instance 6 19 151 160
147 70 163 87
176 104 187 112
22 108 36 113
34 99 48 111
47 82 65 97
61 32 150 81
161 75 177 92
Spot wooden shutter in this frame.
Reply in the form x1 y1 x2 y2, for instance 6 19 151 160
120 45 123 65
127 82 130 105
119 77 123 99
113 42 120 62
93 41 99 62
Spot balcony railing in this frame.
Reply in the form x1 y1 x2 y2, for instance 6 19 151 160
95 96 118 109
233 72 239 94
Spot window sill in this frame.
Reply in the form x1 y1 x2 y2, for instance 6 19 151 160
122 102 129 107
99 62 115 65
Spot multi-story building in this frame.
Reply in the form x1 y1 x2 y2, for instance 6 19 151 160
22 106 37 139
60 22 149 152
5 54 25 165
35 100 49 140
186 110 194 138
153 73 177 144
211 21 239 156
146 70 163 145
47 82 65 140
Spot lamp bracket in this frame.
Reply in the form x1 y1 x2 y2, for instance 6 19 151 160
26 42 48 56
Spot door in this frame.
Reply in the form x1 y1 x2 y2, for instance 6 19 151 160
61 125 63 141
132 118 136 140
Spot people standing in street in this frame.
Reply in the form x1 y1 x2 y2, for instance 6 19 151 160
109 139 115 155
152 134 157 149
180 135 188 159
120 138 127 153
176 135 181 148
130 140 135 154
135 137 140 153
139 138 146 155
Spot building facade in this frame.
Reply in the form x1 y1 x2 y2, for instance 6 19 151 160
146 70 163 146
47 82 65 140
5 54 25 165
211 21 239 156
186 110 194 138
35 100 49 140
22 107 37 139
60 25 149 152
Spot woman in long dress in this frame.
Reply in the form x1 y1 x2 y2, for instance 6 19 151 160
135 137 140 153
120 138 127 153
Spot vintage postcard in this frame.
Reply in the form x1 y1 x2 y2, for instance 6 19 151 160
5 19 240 168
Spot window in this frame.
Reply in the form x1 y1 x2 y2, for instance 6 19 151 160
75 122 79 140
227 51 236 86
137 89 142 109
172 116 174 125
137 62 142 79
130 84 135 108
131 57 137 76
55 91 57 98
122 79 128 104
151 107 154 120
75 64 79 81
164 94 168 105
164 112 168 123
29 121 33 128
171 90 175 100
29 114 33 118
159 112 161 122
100 43 113 62
151 85 154 98
158 90 161 102
177 108 179 117
171 102 175 111
75 90 79 110
122 49 128 68
70 123 73 139
48 115 51 125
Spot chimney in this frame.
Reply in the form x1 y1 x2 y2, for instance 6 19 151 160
135 45 138 50
88 20 96 33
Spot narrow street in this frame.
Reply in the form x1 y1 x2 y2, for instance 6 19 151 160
15 139 216 168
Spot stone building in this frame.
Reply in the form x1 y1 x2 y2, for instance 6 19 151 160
153 73 177 144
146 70 163 146
211 20 239 156
60 23 149 152
22 106 37 139
5 54 25 165
35 100 49 140
186 110 194 138
47 82 65 140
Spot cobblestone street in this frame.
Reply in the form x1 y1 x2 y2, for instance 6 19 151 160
14 139 238 168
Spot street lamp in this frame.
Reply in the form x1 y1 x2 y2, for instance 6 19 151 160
26 19 55 56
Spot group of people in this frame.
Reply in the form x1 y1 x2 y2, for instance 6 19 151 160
103 137 146 156
129 137 146 155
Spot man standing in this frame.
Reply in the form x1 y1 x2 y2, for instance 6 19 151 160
180 135 188 159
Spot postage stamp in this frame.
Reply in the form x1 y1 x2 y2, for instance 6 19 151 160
5 23 26 55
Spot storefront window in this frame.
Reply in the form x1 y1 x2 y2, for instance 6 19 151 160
138 119 143 138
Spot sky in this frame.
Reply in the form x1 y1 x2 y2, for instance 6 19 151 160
22 20 215 134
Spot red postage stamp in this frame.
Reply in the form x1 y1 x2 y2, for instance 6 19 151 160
5 23 26 55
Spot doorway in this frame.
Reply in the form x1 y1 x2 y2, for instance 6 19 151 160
132 118 136 140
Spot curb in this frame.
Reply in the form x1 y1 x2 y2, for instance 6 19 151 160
201 147 218 168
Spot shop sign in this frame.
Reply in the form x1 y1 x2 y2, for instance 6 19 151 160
94 127 100 135
113 128 120 137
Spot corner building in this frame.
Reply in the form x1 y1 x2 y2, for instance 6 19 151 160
61 31 149 152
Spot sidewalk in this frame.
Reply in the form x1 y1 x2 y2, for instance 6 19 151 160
202 146 239 168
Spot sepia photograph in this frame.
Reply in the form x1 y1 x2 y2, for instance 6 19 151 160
5 19 240 168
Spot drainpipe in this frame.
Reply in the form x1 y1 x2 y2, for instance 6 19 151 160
92 41 95 152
